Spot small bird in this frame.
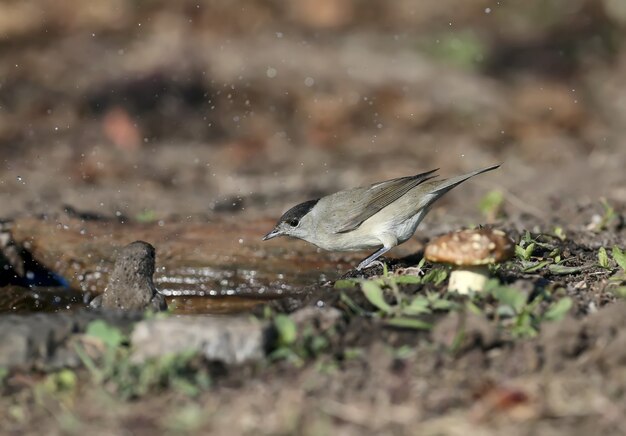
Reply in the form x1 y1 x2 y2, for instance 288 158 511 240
263 164 500 270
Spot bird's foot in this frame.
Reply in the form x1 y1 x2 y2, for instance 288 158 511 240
356 246 392 271
357 259 386 271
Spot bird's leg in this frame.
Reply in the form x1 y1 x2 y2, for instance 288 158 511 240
363 260 386 270
357 246 392 270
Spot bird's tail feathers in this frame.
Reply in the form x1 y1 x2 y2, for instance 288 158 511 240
429 163 500 195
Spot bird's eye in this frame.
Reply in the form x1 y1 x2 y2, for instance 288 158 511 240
288 218 300 227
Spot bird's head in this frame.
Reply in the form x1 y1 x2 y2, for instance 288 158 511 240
262 198 319 242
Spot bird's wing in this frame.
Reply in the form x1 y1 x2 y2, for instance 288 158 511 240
335 168 439 233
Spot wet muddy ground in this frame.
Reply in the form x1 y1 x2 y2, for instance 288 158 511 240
1 0 626 434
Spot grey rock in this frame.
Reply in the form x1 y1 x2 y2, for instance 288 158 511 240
131 316 268 365
90 241 166 311
0 325 30 368
0 311 141 370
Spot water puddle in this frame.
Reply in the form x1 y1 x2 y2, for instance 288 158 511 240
155 264 332 314
0 262 336 314
0 286 85 313
2 217 353 315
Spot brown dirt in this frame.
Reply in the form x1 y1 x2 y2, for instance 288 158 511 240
1 0 626 434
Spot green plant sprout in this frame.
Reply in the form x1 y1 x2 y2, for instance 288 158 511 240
479 190 505 221
590 198 618 232
74 320 210 399
486 280 573 338
335 263 455 330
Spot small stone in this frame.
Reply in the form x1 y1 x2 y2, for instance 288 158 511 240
131 316 268 365
0 326 29 368
90 241 166 311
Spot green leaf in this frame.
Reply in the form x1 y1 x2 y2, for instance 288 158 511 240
511 322 538 338
392 275 422 285
431 298 456 311
417 257 426 269
85 320 125 348
43 369 78 393
515 242 535 261
548 264 583 275
310 335 329 354
385 317 432 330
466 300 482 315
135 209 157 223
339 292 367 315
269 347 300 363
553 226 566 241
382 262 389 277
491 286 526 314
274 314 297 346
428 31 486 70
595 198 617 231
613 287 626 298
393 345 415 359
523 243 535 260
478 190 504 219
612 246 626 271
421 268 448 285
334 279 359 289
598 247 609 269
547 248 560 259
496 305 516 318
0 367 8 385
360 281 392 313
483 278 502 292
171 378 201 398
522 260 550 273
401 297 431 315
343 347 364 360
544 297 573 321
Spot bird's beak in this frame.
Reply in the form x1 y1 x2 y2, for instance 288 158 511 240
262 228 281 241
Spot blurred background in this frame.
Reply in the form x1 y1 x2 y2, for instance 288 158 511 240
0 0 625 225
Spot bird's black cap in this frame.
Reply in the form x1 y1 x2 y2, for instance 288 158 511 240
278 198 319 224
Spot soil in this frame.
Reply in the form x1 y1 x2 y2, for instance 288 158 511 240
1 0 626 434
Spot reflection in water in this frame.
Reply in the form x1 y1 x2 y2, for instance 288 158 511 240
154 265 330 314
155 266 295 297
166 295 272 315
